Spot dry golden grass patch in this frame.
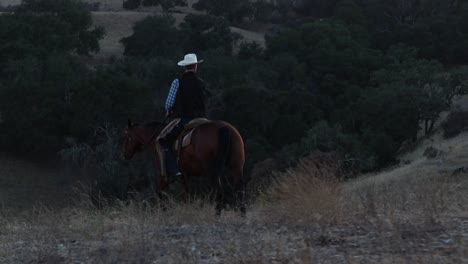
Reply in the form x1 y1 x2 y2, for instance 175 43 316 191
255 159 344 225
253 155 467 226
345 165 468 222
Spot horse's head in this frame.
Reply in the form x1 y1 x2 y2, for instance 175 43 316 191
122 120 145 160
123 120 167 160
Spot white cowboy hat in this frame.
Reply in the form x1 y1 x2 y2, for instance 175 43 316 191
177 53 204 66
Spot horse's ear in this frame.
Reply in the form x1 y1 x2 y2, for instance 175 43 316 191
128 119 132 128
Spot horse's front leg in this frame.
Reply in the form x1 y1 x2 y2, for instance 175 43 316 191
156 178 171 211
215 195 226 216
236 181 247 217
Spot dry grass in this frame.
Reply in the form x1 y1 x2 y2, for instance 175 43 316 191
2 129 468 263
2 129 468 262
255 159 343 226
257 152 468 223
0 201 220 263
1 153 467 263
253 154 468 263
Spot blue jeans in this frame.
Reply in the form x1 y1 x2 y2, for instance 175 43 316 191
158 118 192 177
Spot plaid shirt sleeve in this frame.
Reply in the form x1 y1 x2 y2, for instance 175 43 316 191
165 79 179 111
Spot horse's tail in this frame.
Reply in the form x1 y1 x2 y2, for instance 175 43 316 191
215 126 233 196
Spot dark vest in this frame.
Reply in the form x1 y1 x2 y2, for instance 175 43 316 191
173 71 206 118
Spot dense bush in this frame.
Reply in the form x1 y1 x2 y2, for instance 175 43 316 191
123 0 186 11
193 0 254 24
60 126 158 204
123 0 141 10
121 15 181 57
0 0 157 155
121 14 239 58
442 111 468 139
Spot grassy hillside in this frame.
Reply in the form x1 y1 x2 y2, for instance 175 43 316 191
0 0 20 6
85 0 201 11
92 11 265 58
91 11 169 58
0 0 202 10
1 0 266 58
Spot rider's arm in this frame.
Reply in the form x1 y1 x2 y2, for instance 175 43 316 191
165 79 179 114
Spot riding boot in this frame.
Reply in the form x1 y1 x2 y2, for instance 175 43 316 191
160 143 181 182
158 121 187 181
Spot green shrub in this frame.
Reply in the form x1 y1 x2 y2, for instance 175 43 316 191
121 15 181 57
123 0 141 10
60 126 157 205
193 0 254 23
442 111 468 138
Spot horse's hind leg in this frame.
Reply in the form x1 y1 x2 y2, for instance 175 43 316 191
228 167 247 217
215 193 226 216
156 191 169 212
214 187 245 217
235 180 247 217
215 202 223 216
239 191 246 217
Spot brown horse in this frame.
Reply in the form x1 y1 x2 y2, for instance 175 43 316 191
123 120 247 215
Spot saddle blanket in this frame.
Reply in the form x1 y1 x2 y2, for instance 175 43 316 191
157 118 210 148
156 118 211 181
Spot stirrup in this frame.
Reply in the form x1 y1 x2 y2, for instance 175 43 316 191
168 172 183 184
171 171 182 178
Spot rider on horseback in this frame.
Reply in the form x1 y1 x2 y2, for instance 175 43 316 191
159 53 207 181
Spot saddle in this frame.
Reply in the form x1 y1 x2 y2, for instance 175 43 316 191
155 118 211 180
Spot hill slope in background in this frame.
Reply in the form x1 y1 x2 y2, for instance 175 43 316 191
1 0 266 58
0 0 20 6
92 11 265 58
